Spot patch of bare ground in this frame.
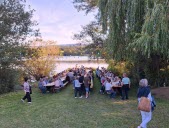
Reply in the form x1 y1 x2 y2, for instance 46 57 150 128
152 87 169 100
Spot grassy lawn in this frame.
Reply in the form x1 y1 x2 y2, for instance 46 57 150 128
0 78 169 128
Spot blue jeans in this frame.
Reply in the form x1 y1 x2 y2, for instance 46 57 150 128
74 87 82 97
106 90 116 98
39 86 46 93
110 91 116 98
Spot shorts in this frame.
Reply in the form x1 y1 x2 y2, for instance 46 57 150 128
85 87 89 92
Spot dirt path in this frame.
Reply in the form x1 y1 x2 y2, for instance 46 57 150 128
152 87 169 100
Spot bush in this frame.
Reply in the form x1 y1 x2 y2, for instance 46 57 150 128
0 69 21 94
107 60 130 76
107 60 140 86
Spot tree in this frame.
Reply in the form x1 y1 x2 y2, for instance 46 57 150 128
73 0 98 14
74 0 169 86
73 20 106 58
23 39 60 80
0 0 39 93
98 0 169 86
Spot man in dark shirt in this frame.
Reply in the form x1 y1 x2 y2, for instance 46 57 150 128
79 74 85 95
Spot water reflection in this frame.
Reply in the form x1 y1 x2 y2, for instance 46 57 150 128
52 61 108 74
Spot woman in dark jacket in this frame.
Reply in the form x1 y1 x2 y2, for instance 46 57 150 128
137 79 152 128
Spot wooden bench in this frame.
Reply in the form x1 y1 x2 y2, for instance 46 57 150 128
63 81 69 87
53 86 62 93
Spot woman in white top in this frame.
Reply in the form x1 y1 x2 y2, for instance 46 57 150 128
105 78 116 99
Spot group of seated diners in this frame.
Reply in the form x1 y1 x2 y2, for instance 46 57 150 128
96 67 130 100
38 70 69 93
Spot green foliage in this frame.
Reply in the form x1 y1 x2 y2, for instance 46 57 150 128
73 0 98 14
0 69 21 94
74 0 169 86
0 0 39 93
97 0 169 86
129 1 169 58
73 20 106 57
107 60 127 75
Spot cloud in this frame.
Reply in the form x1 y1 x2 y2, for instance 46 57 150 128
27 0 97 44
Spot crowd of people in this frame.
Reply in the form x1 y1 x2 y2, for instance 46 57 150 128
67 66 94 98
21 66 155 128
96 67 130 100
34 65 95 99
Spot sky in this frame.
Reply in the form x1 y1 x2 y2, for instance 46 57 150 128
26 0 96 45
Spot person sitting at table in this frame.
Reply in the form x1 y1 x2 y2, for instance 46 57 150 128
58 75 64 87
111 76 120 86
43 76 49 84
99 74 106 94
54 77 61 89
38 78 46 94
111 76 122 97
105 78 116 99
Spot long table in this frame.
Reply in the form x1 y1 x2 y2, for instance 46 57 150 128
45 82 55 87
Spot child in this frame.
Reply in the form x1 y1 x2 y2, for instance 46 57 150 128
21 77 31 104
74 76 82 98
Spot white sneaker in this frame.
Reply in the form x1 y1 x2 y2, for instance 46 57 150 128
75 97 77 98
79 96 83 98
21 99 24 103
86 96 88 99
28 102 32 104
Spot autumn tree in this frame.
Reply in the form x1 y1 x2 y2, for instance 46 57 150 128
23 39 60 80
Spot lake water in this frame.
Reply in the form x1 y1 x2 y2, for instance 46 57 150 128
51 60 108 75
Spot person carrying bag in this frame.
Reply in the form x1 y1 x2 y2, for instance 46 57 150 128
137 79 152 128
138 97 151 112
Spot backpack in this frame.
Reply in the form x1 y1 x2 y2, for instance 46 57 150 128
151 96 156 111
29 85 32 94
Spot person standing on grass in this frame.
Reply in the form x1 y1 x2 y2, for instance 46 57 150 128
21 77 31 104
137 79 152 128
74 76 82 98
79 74 85 95
121 73 130 100
84 74 90 98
